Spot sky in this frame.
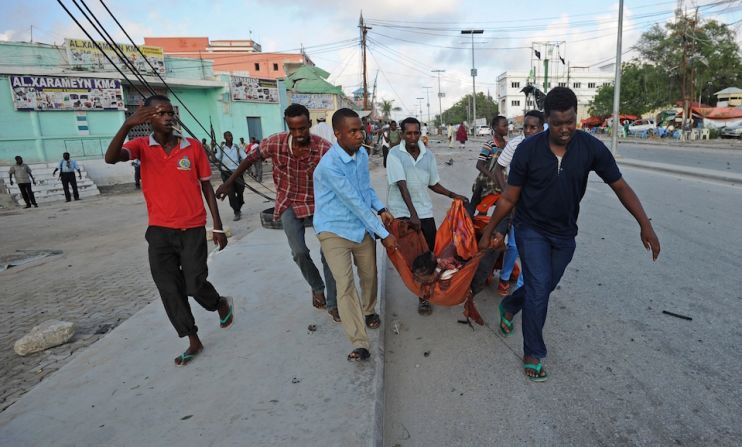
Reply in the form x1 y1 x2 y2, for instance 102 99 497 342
2 0 741 121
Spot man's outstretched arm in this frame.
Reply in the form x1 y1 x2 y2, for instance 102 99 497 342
609 178 660 261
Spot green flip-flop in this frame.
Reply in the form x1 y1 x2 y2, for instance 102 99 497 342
523 362 548 382
220 296 234 329
498 303 513 337
175 349 202 367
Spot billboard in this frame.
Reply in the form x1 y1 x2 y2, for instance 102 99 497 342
65 38 165 75
9 75 125 111
290 93 335 110
229 75 278 103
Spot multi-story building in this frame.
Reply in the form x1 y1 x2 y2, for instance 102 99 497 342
143 37 312 79
496 67 615 121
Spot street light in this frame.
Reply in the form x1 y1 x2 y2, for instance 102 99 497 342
422 86 432 125
461 29 484 128
432 69 446 126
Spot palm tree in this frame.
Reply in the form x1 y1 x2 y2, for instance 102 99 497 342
380 99 400 121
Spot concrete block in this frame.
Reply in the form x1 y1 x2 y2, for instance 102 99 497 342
14 320 76 356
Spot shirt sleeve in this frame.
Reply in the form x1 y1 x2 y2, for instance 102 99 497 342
321 160 389 238
26 165 31 174
386 152 406 184
508 141 529 187
194 140 212 181
477 141 493 162
428 153 440 185
122 137 142 160
497 138 518 168
591 140 622 184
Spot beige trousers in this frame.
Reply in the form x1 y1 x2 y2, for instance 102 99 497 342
318 232 378 350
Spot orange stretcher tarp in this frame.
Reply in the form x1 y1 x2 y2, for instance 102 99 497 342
385 199 485 324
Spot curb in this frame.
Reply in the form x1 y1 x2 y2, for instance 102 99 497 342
371 247 387 447
599 137 742 151
617 158 742 184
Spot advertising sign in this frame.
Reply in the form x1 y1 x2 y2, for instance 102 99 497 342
10 75 125 111
289 93 335 110
65 38 165 75
230 75 279 103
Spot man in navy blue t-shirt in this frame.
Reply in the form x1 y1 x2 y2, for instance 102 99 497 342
479 87 660 382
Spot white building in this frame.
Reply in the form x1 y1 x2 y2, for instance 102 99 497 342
496 67 615 121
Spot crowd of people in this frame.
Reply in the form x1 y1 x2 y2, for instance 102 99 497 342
99 86 660 381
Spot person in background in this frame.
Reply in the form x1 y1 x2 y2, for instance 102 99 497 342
52 152 82 202
132 158 141 189
8 155 37 208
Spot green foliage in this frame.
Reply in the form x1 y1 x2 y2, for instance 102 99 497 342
434 92 498 127
588 17 742 117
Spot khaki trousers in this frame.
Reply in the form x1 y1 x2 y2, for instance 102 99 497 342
318 232 378 350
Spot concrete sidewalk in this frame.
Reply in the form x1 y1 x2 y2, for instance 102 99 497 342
617 157 742 184
0 228 385 447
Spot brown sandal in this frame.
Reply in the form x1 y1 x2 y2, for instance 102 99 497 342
312 291 326 309
328 308 342 323
347 348 370 362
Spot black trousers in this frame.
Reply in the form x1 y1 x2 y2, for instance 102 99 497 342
60 172 79 201
220 171 244 214
18 183 36 206
401 217 437 252
146 226 222 337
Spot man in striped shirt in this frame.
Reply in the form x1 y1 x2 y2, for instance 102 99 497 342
466 115 508 215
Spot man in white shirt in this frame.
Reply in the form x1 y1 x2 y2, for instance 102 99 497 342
217 131 245 221
386 117 468 315
311 116 336 144
493 110 545 295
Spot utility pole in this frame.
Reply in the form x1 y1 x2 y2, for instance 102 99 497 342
422 86 432 125
416 97 424 120
432 69 446 126
462 29 483 127
359 13 372 111
611 0 624 156
30 25 33 43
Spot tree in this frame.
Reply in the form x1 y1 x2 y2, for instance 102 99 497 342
435 92 498 127
379 99 401 121
588 63 668 117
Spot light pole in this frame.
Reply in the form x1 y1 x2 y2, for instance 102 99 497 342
422 86 432 125
432 69 445 126
461 29 484 127
610 0 624 156
416 97 424 120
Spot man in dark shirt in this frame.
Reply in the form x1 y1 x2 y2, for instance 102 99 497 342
479 87 660 382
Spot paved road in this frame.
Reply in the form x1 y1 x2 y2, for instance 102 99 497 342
615 141 742 174
383 141 742 446
0 176 273 412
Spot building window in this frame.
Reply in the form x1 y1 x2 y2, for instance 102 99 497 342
558 82 567 87
254 63 260 71
573 82 581 89
548 82 552 88
603 82 611 87
511 100 521 106
588 82 596 89
273 63 279 71
511 81 520 88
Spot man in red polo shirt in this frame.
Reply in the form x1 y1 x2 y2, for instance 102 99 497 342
105 95 233 367
216 104 339 322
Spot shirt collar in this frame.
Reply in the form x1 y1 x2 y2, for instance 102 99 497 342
148 132 190 149
332 142 357 164
400 140 427 158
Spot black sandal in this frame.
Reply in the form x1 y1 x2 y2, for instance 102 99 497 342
365 313 381 329
347 348 370 362
417 298 432 316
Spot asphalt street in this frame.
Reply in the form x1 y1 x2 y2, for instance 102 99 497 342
382 140 742 446
614 141 742 174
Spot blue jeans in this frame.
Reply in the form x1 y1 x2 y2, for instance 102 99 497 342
280 208 337 310
500 225 524 289
501 223 575 359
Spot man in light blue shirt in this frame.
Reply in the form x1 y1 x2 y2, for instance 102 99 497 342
386 116 468 315
314 108 396 362
52 152 82 202
216 131 245 221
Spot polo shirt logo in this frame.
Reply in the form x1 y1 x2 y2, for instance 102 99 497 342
177 155 192 171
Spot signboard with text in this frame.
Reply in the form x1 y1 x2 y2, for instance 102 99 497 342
10 75 125 111
289 93 335 110
229 75 279 103
65 38 165 75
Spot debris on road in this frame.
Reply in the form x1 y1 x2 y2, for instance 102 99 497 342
662 310 693 321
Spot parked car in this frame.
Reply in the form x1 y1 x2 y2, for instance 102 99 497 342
475 125 491 136
628 119 656 135
720 124 742 139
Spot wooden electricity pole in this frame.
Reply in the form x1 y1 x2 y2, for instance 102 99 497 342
359 13 372 110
